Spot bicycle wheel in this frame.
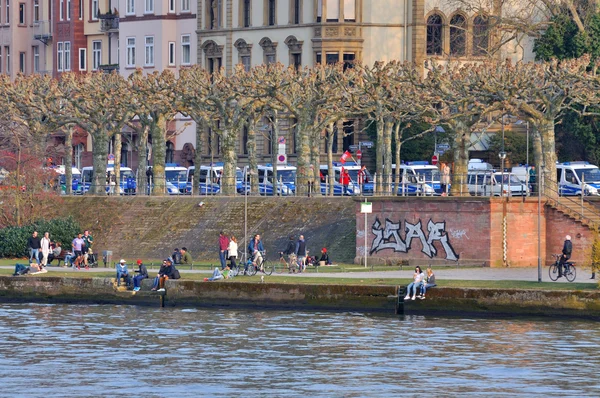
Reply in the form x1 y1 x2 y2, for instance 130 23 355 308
246 263 257 276
549 263 559 281
263 261 274 276
565 265 576 282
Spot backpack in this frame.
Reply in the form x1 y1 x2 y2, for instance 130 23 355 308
173 251 182 264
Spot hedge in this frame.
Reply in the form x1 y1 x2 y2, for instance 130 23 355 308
0 217 81 258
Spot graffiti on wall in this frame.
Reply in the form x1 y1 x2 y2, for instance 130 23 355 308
370 217 459 261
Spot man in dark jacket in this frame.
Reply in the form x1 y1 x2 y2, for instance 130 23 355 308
558 235 573 278
295 235 307 273
151 258 176 292
282 235 297 273
132 259 148 291
27 231 41 265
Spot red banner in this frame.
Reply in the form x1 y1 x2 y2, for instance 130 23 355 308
340 150 352 164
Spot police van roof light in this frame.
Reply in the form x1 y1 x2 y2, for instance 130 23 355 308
406 161 430 166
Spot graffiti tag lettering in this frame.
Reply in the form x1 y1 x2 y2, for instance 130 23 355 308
370 217 459 261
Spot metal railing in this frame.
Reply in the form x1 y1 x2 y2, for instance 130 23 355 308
68 173 537 198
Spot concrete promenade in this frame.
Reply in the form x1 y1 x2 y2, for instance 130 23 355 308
1 265 596 283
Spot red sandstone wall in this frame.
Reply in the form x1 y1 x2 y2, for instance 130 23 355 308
355 198 492 266
545 207 593 267
356 198 593 268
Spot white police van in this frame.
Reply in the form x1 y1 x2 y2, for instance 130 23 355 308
186 163 245 195
81 165 137 195
556 161 600 196
391 162 439 195
52 166 81 194
243 164 294 196
319 162 365 196
467 171 529 196
164 163 189 194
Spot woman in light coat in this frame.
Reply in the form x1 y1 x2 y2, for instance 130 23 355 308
228 236 238 269
40 232 51 267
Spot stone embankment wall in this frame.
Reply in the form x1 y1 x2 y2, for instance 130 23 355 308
47 196 356 263
0 276 599 318
357 197 594 267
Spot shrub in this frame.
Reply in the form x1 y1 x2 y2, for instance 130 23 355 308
0 217 81 258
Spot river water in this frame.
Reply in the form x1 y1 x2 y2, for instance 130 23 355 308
0 303 598 397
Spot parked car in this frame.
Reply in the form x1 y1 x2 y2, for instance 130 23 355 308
467 171 529 196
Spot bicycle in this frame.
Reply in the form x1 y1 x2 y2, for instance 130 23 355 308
242 251 278 276
549 253 576 282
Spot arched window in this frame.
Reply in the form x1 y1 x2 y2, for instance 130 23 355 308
473 15 489 56
449 14 466 56
74 143 85 170
426 14 443 56
121 142 130 167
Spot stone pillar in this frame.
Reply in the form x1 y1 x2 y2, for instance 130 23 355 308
411 0 425 69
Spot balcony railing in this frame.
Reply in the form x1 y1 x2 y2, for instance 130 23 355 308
98 13 119 32
33 20 52 44
99 64 119 73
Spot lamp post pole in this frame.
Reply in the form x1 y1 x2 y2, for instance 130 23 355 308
500 113 506 196
538 165 544 282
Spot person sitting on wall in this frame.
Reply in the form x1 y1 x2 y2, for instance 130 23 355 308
404 266 425 301
419 267 437 299
151 258 179 292
132 259 148 292
116 259 132 288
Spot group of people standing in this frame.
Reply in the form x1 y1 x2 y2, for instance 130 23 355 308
281 235 331 273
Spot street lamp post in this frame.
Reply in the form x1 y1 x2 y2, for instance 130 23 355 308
499 114 507 196
538 164 545 282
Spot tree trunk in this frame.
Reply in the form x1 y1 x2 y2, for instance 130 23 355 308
310 124 321 197
270 111 279 196
221 127 238 195
532 127 542 195
295 115 311 195
248 118 258 194
539 118 558 199
136 124 149 195
326 123 334 196
383 119 393 195
393 123 402 192
450 121 469 196
64 127 73 195
91 131 110 195
113 132 122 195
375 116 384 194
150 115 167 196
193 119 203 196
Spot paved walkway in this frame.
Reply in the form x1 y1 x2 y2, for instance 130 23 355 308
1 265 596 284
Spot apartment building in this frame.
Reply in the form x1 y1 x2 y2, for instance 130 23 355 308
0 0 53 77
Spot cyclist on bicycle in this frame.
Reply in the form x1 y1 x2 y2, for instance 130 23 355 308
248 234 265 269
558 235 572 278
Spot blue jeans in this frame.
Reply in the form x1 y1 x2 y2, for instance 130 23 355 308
420 283 437 295
133 275 147 288
65 254 75 266
406 281 423 297
29 248 39 264
208 268 223 281
116 271 131 287
219 250 227 269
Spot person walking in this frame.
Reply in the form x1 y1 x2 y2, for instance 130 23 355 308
40 232 51 268
219 232 230 270
295 235 308 273
282 235 297 273
27 231 41 265
82 230 94 267
72 233 86 269
441 163 451 196
227 236 238 270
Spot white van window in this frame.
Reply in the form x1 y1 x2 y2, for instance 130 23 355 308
576 168 600 183
565 170 577 184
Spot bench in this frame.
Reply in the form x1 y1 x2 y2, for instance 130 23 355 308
49 252 67 267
